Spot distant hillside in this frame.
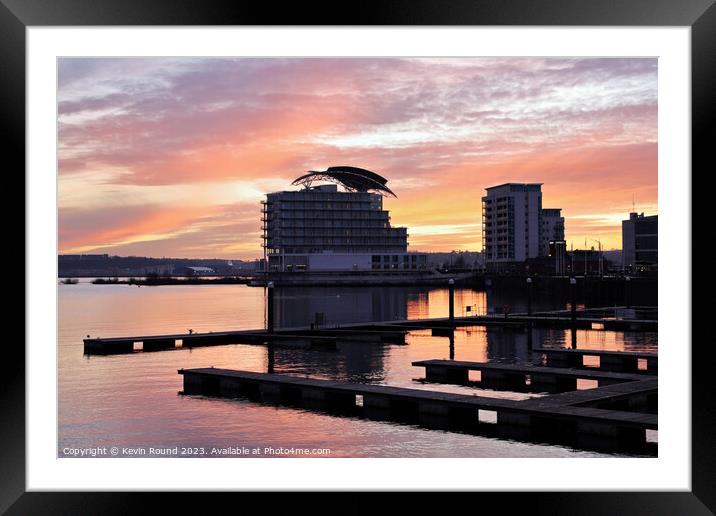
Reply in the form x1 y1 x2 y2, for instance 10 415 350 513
58 254 257 277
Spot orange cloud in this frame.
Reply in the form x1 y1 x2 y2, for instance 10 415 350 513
60 205 217 253
58 57 657 258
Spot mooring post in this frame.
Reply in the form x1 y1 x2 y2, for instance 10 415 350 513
570 277 577 324
526 277 533 315
267 341 275 374
267 281 275 334
625 276 631 309
571 326 577 349
527 326 533 350
448 279 455 321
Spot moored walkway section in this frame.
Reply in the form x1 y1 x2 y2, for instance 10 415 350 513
532 348 657 375
83 331 340 355
83 310 657 355
178 367 657 454
412 359 648 392
518 378 657 413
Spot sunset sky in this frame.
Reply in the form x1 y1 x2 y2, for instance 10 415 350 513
58 57 657 259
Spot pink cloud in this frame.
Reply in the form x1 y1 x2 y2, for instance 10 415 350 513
58 57 657 258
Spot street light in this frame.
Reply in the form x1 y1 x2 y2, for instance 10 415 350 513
587 238 604 277
569 277 577 322
526 277 533 315
448 278 455 321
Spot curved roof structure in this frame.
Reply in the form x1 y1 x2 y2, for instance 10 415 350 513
292 166 396 197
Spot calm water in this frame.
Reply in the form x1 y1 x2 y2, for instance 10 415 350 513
59 282 657 458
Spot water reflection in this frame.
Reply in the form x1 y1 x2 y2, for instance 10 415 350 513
273 285 570 329
486 327 533 363
267 341 275 374
273 286 460 328
59 283 657 458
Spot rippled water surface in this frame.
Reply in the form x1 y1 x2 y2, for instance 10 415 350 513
59 282 657 458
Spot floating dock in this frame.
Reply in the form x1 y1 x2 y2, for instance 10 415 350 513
83 311 656 355
532 347 657 375
518 378 657 413
83 331 340 355
178 367 657 454
411 359 650 392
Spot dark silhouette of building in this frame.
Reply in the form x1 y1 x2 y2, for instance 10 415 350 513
261 167 426 272
622 212 657 273
482 183 564 272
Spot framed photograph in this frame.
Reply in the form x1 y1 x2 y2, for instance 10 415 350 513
8 0 713 513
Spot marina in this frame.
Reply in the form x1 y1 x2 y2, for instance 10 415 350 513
179 365 657 454
83 283 656 355
83 310 656 355
60 282 658 458
73 281 659 455
83 311 655 355
411 359 652 391
532 347 658 374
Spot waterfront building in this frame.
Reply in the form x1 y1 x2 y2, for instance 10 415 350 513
622 212 658 272
540 208 565 257
482 183 543 269
568 248 610 275
550 240 567 275
261 166 427 272
176 266 215 276
482 183 567 271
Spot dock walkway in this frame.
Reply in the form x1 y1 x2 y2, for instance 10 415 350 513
84 312 657 355
532 347 657 374
411 359 648 391
83 331 339 354
518 378 657 412
179 367 657 453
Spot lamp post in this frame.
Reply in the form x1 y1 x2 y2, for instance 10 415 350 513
267 281 275 334
448 278 455 321
266 279 276 373
570 277 577 324
526 277 533 316
588 238 604 277
625 276 631 309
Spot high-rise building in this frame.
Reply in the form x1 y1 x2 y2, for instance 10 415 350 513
540 208 565 257
482 183 543 266
622 212 658 271
261 166 427 272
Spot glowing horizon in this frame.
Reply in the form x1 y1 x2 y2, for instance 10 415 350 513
58 57 657 259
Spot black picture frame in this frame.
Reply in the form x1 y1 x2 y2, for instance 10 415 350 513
4 0 712 513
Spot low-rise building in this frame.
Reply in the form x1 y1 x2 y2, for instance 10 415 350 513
541 208 565 257
176 266 215 276
622 212 658 273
